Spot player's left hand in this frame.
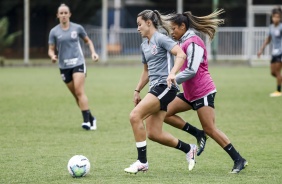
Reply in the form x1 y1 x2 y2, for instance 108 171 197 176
92 53 99 62
166 73 176 89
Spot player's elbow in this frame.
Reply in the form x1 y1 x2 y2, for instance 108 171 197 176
84 38 92 45
177 53 187 60
190 71 196 78
177 70 196 84
184 68 196 79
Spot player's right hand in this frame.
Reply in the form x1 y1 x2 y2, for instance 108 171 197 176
133 92 141 106
92 53 99 62
51 55 57 63
257 51 262 58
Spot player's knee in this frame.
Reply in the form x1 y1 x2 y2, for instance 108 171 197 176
129 110 141 124
147 132 158 142
270 69 280 77
271 71 276 77
202 125 215 137
165 111 173 117
74 90 83 98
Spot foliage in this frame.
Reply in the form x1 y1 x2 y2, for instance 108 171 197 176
0 16 21 52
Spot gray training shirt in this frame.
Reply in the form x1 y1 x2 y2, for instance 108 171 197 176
141 31 177 88
48 22 87 69
269 23 282 56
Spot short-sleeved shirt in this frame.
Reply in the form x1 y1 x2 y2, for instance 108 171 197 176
48 22 87 69
269 23 282 56
141 31 177 88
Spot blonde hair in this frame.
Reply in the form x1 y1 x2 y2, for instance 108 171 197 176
167 9 225 40
137 10 172 35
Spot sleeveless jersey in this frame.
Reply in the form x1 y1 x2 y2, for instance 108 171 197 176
180 34 216 101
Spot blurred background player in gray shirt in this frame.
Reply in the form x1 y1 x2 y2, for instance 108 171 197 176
257 7 282 97
48 4 99 130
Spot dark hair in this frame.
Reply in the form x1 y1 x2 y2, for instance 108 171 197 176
272 7 282 15
137 10 171 35
166 9 225 40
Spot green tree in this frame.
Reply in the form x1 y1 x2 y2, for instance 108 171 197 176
0 16 21 65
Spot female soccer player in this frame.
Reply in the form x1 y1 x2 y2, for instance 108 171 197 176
164 10 248 174
48 4 98 130
124 10 197 174
257 7 282 97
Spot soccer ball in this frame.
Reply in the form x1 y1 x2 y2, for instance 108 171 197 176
67 155 91 177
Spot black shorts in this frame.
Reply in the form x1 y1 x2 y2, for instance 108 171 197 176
177 92 216 110
271 54 282 63
59 64 86 83
149 84 177 111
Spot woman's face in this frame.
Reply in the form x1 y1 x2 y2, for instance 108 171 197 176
137 16 150 38
170 22 186 40
272 13 281 25
57 6 71 24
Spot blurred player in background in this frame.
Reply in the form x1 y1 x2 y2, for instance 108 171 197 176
124 9 197 174
164 9 248 174
48 3 99 130
257 7 282 97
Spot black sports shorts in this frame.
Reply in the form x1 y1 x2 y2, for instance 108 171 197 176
271 54 282 63
177 92 216 110
59 64 85 83
149 84 177 111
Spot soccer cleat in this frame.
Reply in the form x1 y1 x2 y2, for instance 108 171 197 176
230 158 248 174
82 118 97 131
196 131 208 156
186 144 197 171
270 91 282 97
124 160 149 174
90 117 97 130
81 122 91 130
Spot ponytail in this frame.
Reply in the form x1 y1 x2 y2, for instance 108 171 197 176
183 9 224 40
153 10 171 35
167 9 225 40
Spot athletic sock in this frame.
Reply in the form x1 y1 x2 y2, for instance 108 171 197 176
175 140 191 154
182 122 200 137
89 111 95 122
136 141 147 163
277 85 281 92
224 143 242 161
82 110 90 122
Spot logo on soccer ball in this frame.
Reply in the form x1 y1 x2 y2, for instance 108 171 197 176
71 31 77 39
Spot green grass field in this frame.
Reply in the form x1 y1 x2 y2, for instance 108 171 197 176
0 65 282 184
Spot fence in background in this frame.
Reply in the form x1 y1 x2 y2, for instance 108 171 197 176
83 27 271 64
